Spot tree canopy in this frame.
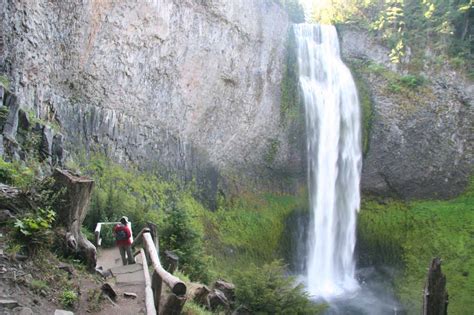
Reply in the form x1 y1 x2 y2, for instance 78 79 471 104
309 0 473 64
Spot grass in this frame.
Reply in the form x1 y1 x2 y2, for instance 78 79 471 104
204 192 307 278
358 178 474 314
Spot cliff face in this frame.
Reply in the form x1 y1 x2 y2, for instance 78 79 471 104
340 27 473 199
1 0 305 201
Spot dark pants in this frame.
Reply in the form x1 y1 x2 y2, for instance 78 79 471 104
119 245 134 265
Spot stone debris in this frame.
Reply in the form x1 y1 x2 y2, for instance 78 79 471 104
123 292 137 299
0 299 19 309
12 306 33 315
54 310 74 315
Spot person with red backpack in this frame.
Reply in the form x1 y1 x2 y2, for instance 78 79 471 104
113 216 134 265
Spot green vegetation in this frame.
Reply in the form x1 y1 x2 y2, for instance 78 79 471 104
264 138 281 165
14 207 56 255
60 289 78 309
0 75 9 90
206 193 306 276
358 178 474 314
349 59 434 115
160 199 211 282
30 279 49 294
0 157 36 188
348 62 373 155
233 260 326 314
310 0 472 74
182 301 213 315
275 0 305 23
280 28 301 125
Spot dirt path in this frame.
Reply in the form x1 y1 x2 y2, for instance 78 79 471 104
94 248 146 315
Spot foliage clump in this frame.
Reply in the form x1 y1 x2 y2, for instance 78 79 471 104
14 207 56 254
311 0 472 72
60 289 78 309
160 200 210 283
233 260 325 314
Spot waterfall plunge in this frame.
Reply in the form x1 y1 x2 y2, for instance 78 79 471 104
295 24 362 299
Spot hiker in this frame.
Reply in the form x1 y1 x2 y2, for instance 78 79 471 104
113 216 134 265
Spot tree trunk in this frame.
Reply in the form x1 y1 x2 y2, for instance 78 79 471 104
53 169 97 270
423 257 448 315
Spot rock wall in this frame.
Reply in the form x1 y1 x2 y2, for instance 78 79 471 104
340 27 473 199
1 0 306 203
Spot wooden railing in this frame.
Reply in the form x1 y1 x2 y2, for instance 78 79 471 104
94 221 133 247
132 227 187 314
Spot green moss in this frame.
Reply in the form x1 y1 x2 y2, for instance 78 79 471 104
205 192 306 278
348 61 374 156
358 178 474 314
0 75 9 90
280 28 301 126
264 138 281 165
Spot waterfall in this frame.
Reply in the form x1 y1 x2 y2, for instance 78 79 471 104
295 24 362 299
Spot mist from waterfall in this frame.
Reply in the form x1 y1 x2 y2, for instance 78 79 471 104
294 23 362 299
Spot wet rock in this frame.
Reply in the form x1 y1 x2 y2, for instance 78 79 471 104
0 86 4 106
2 94 19 142
39 125 53 162
17 110 30 131
340 28 474 199
52 133 65 166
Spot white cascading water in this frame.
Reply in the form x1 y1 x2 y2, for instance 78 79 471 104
295 24 362 299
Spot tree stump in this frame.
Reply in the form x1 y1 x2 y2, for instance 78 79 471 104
423 257 448 315
53 169 96 270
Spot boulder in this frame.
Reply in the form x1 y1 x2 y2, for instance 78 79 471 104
213 279 235 303
208 289 229 311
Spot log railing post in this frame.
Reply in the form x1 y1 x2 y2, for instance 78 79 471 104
152 271 163 313
164 250 179 274
132 227 187 314
141 249 157 315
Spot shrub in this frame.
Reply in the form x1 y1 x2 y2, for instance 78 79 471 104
399 75 424 89
0 157 35 188
233 260 325 314
14 207 56 254
160 201 210 282
60 289 78 308
30 279 48 294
